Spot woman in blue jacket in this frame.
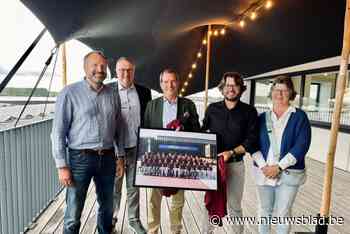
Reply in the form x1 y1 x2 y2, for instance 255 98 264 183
252 76 311 234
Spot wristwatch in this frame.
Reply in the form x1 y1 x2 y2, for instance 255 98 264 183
278 166 283 174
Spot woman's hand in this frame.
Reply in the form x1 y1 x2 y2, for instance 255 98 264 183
262 165 281 179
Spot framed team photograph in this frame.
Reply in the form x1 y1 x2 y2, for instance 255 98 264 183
134 128 218 191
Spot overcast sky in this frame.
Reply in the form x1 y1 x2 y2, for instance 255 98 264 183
0 1 93 92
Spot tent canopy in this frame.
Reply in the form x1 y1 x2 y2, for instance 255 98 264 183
21 0 345 94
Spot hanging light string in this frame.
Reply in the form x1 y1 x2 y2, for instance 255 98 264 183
179 0 274 97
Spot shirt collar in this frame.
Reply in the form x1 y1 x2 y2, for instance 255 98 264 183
220 100 241 110
83 79 105 94
270 105 296 121
270 105 296 113
117 79 135 91
163 96 178 105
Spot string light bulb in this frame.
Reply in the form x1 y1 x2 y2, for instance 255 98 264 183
220 28 226 35
239 20 246 28
250 12 257 20
182 0 275 97
265 0 273 9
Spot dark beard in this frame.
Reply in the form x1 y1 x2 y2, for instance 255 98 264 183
225 95 240 102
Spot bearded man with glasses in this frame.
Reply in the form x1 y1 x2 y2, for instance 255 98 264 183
201 72 259 234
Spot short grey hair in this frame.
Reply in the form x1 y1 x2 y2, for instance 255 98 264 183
159 68 180 83
269 75 297 101
116 57 136 67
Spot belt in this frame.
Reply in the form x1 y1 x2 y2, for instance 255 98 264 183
125 146 136 152
71 148 115 156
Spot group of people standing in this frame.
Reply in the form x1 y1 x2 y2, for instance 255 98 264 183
51 51 311 234
138 152 215 180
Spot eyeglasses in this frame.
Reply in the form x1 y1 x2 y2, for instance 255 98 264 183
272 88 290 94
224 84 239 89
118 68 133 73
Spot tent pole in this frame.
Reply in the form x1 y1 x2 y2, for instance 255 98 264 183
0 28 46 93
61 43 67 87
204 24 212 112
316 0 350 233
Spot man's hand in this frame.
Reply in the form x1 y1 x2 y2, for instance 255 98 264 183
218 151 233 162
233 145 246 155
116 159 125 178
262 165 280 179
58 167 73 187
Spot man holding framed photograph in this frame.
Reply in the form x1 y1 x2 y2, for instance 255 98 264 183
201 72 259 234
144 68 200 234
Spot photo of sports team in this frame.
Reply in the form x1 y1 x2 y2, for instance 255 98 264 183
134 128 217 190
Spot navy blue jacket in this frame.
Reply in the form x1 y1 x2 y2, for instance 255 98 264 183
257 108 311 170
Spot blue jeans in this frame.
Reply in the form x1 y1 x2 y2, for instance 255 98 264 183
257 184 299 234
63 149 116 234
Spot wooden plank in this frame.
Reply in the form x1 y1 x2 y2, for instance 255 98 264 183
159 194 170 234
191 190 226 234
187 191 208 232
80 200 97 234
79 185 98 233
115 179 128 234
25 188 65 234
139 188 148 231
183 191 201 234
52 183 94 234
121 186 148 234
39 191 66 234
52 219 64 234
80 186 97 232
25 157 350 234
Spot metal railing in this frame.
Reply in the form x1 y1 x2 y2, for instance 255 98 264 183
255 104 350 127
191 98 350 127
0 119 61 234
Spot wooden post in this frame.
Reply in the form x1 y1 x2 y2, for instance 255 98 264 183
319 0 350 221
204 25 212 111
61 43 67 87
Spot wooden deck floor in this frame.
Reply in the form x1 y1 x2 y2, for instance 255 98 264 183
25 158 349 234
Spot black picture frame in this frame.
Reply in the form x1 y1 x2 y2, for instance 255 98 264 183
133 127 218 191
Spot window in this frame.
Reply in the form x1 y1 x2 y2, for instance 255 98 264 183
254 79 273 113
253 72 350 128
